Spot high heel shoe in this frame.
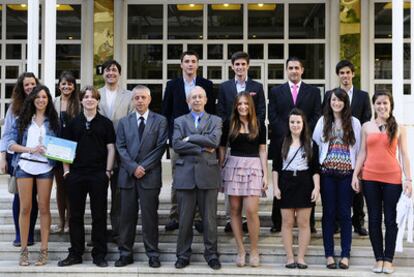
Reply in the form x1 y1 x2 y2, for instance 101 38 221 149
236 253 246 267
250 253 260 267
19 247 30 266
35 248 48 266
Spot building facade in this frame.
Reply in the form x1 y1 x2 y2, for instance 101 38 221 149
0 0 413 124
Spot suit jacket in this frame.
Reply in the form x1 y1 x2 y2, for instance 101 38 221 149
172 112 222 190
98 87 133 131
323 88 372 124
161 76 214 142
116 111 168 189
217 79 266 123
268 82 322 140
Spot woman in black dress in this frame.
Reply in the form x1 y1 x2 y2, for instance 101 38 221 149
272 108 320 269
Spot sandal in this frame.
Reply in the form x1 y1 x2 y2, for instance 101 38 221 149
236 253 246 267
250 253 260 267
19 247 30 266
35 248 48 266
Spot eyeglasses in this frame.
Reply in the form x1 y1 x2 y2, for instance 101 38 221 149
85 121 91 130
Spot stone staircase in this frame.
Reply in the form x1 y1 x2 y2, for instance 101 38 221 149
0 164 414 276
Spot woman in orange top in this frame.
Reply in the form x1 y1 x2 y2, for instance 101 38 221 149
352 90 412 274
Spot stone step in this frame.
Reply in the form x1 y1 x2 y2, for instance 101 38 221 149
0 261 412 277
0 209 333 228
0 225 380 246
0 242 413 267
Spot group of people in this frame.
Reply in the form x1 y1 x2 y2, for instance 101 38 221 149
0 51 411 274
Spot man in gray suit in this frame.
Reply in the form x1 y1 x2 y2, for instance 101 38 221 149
172 86 222 270
98 59 133 243
115 85 167 268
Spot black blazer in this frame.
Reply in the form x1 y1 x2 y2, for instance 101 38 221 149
268 82 322 141
161 76 214 142
323 88 372 124
217 79 266 123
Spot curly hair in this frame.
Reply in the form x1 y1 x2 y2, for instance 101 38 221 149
372 90 398 145
11 72 39 116
58 71 80 119
228 91 259 142
322 88 356 145
17 85 59 136
281 108 313 162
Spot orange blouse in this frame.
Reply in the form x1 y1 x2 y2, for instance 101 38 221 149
362 133 402 185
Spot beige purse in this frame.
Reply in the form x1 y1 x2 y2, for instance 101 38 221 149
8 175 17 194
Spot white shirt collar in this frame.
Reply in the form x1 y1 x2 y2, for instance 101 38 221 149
235 76 248 84
288 80 302 91
136 109 149 121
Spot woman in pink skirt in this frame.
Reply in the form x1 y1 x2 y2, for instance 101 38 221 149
219 92 268 267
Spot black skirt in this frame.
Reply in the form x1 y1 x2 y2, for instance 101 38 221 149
278 170 315 209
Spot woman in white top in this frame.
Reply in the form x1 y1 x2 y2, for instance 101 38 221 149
8 85 59 266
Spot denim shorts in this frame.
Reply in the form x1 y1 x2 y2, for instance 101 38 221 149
15 166 54 179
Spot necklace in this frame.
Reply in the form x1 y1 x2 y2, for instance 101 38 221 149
375 120 387 133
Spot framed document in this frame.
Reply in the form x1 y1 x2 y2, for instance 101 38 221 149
44 136 77 164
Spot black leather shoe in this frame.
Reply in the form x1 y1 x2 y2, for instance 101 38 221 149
242 221 248 233
175 258 189 269
194 220 203 233
93 258 108 267
208 258 221 270
270 225 281 233
149 256 161 268
285 262 297 269
86 241 93 247
114 256 133 267
224 222 232 233
165 220 179 231
354 226 368 236
58 255 82 267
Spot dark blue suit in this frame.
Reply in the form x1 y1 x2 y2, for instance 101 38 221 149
217 79 266 123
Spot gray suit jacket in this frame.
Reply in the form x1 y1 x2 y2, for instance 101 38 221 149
172 112 222 190
98 87 133 131
116 111 168 189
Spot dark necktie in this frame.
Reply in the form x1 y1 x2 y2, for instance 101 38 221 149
138 116 145 139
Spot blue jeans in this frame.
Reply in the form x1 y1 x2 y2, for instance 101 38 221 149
321 174 354 258
363 180 402 263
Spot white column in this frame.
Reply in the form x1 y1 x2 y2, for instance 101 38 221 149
44 0 56 97
392 0 404 122
27 0 39 76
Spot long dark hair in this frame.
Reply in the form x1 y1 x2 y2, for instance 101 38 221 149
58 71 80 119
281 108 313 162
18 85 59 136
323 88 355 145
228 91 259 141
11 72 40 116
372 90 398 145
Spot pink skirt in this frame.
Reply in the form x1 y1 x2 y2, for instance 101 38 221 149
221 155 263 196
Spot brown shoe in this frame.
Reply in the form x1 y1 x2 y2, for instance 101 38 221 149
19 247 30 266
35 248 48 266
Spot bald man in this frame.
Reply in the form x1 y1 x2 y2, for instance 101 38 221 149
115 85 168 268
172 86 222 270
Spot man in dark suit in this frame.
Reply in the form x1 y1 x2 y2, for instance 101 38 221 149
217 51 266 233
114 85 168 268
172 86 222 270
268 57 322 233
217 51 266 123
323 60 371 236
162 51 214 233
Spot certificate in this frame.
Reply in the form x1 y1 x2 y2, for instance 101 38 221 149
44 136 77 164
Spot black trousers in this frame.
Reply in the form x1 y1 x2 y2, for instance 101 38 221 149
352 192 366 229
66 170 109 260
